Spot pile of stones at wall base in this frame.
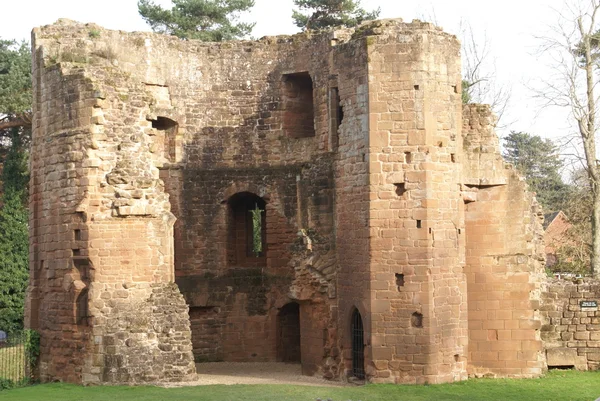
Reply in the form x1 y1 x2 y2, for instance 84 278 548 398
25 17 595 385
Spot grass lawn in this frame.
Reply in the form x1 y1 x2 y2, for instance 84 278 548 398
1 370 599 401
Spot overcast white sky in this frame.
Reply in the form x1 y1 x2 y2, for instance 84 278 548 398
0 0 581 155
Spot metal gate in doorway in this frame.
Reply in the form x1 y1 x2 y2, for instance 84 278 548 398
351 309 365 379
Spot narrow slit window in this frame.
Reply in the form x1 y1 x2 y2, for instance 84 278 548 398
416 220 422 229
249 203 264 256
329 87 343 151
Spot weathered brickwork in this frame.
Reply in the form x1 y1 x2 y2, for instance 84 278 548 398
541 279 600 370
27 18 549 385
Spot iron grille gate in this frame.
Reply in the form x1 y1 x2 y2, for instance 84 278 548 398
351 309 365 379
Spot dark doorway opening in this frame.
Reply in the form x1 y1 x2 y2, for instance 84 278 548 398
351 308 365 379
277 302 301 363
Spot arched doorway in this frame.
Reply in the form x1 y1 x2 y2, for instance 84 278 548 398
277 302 301 363
351 308 365 379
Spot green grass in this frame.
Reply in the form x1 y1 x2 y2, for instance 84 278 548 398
1 370 599 401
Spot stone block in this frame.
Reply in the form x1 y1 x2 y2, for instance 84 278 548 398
546 348 578 367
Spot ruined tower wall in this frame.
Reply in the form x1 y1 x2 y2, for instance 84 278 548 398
332 33 372 380
462 104 546 378
29 21 196 384
363 21 467 384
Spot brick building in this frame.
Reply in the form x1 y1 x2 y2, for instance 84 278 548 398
26 18 547 385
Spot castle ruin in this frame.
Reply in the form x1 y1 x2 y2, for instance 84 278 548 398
25 18 553 385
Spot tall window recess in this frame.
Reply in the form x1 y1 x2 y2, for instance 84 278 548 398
227 192 267 267
329 87 343 151
282 72 315 139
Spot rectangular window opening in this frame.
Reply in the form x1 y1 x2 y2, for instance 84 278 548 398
283 72 315 139
74 229 82 241
416 220 422 229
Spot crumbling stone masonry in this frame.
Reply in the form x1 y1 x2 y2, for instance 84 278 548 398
26 18 547 385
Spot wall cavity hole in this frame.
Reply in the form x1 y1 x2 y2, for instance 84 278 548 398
411 312 423 328
451 153 456 163
72 249 81 256
416 220 422 229
428 227 432 234
362 153 366 162
453 85 458 94
395 273 405 290
414 85 420 90
454 354 460 362
404 152 412 164
394 183 407 197
151 116 178 131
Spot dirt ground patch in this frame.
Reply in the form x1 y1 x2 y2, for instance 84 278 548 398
171 362 350 387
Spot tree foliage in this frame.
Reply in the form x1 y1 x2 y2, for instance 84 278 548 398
0 37 31 333
503 131 570 213
552 170 592 275
0 39 32 133
292 0 380 30
138 0 255 41
0 128 29 333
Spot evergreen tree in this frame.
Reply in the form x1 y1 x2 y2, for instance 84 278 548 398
292 0 380 30
138 0 255 41
0 128 29 334
503 131 570 213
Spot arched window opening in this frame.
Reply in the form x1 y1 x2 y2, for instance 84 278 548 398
277 302 301 363
351 308 365 379
227 192 267 267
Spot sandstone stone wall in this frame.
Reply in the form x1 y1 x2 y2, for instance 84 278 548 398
362 21 467 384
462 105 547 378
27 20 196 384
541 279 600 370
27 18 549 385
